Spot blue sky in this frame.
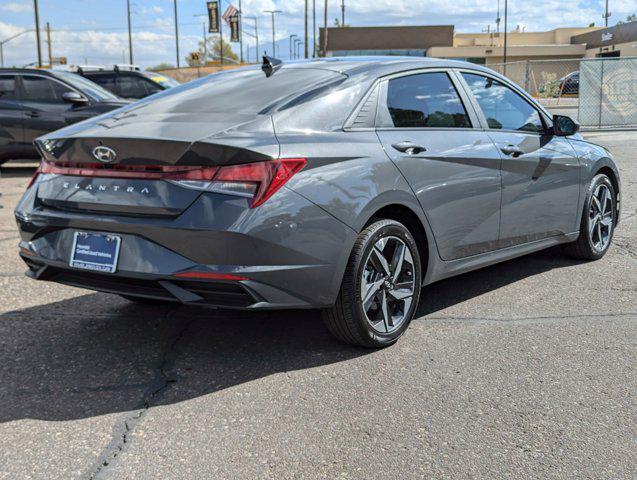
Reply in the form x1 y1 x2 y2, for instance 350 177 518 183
1 0 635 68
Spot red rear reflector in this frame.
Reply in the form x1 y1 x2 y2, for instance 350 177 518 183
173 271 248 281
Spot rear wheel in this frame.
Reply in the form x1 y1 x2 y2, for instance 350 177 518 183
323 219 422 348
563 173 616 260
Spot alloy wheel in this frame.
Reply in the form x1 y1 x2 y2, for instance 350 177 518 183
588 183 614 252
360 236 416 334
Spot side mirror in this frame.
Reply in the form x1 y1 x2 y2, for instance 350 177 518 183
552 114 579 136
62 91 88 105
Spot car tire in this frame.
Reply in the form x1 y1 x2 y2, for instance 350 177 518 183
323 219 422 348
562 173 616 260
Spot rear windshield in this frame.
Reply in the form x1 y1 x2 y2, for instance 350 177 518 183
127 67 344 115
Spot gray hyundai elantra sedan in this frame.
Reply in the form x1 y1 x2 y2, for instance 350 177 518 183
15 57 621 347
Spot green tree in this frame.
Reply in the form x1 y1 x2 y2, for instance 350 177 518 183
189 36 239 65
617 14 636 24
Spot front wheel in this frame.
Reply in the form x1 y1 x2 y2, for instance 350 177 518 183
563 173 616 260
323 219 422 348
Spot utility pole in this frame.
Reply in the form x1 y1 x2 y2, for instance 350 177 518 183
312 0 316 57
45 22 52 67
289 34 297 60
323 0 328 56
126 0 133 64
264 10 281 57
238 0 243 63
603 0 611 27
304 0 308 58
173 0 180 67
341 0 345 26
33 0 42 67
503 0 508 74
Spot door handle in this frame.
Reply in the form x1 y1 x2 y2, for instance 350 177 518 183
25 111 40 118
391 141 426 155
500 145 524 157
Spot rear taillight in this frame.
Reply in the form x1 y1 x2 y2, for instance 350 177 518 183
208 158 307 207
34 158 307 208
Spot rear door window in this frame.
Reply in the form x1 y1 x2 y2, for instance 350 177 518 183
21 75 72 102
385 72 471 128
88 74 117 92
117 75 149 98
461 72 545 133
0 75 18 100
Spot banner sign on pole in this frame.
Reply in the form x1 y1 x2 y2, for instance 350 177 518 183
207 1 219 33
230 15 240 42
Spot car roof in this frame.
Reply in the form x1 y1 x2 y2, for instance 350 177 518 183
280 56 495 77
0 68 60 76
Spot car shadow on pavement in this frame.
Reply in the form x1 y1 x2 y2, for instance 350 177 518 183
0 245 583 423
416 245 584 317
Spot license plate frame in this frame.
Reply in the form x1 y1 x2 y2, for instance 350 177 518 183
69 231 121 273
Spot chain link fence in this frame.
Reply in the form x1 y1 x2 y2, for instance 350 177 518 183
488 57 637 127
578 57 637 127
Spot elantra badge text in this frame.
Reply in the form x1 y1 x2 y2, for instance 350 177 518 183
61 182 150 194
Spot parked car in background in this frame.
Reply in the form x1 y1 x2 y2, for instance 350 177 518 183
15 58 620 348
77 65 180 100
0 68 128 165
539 70 579 97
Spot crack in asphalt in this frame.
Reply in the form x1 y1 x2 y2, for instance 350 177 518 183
85 309 196 480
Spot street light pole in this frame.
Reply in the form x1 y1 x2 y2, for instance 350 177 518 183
0 30 34 67
126 0 133 64
295 39 303 59
503 0 508 73
245 16 259 61
33 0 42 67
312 0 316 58
194 14 208 65
238 0 243 63
289 34 297 61
304 0 308 58
323 0 328 56
173 0 180 68
263 10 281 57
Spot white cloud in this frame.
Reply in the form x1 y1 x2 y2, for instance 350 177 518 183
1 2 32 13
141 5 164 15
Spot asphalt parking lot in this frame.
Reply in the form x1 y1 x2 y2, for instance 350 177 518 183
0 131 635 480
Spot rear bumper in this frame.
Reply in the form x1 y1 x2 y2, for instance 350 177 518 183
15 185 357 309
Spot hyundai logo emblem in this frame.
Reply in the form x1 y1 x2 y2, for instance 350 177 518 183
92 146 117 163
